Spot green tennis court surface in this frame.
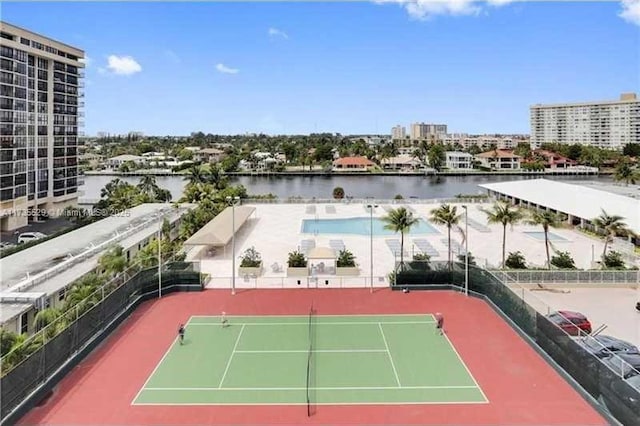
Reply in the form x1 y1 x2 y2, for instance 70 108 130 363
133 314 487 405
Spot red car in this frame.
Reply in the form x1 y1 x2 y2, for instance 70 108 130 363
547 310 592 336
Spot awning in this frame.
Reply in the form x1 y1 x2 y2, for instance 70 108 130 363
307 247 336 259
183 205 255 247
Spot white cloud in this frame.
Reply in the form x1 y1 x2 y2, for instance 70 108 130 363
376 0 514 20
268 27 289 39
106 55 142 75
620 0 640 25
216 63 239 74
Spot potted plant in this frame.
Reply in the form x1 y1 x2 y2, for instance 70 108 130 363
238 247 263 276
336 249 359 276
287 250 308 277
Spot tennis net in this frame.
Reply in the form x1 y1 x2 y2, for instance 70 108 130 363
306 302 315 417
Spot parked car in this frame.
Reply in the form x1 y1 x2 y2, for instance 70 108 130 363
0 241 15 250
17 232 47 244
601 353 640 379
547 310 592 336
579 335 639 358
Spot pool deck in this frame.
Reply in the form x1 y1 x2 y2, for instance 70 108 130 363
188 202 610 290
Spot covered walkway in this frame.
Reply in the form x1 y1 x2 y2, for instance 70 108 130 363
184 206 256 255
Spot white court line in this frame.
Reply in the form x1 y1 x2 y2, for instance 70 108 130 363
133 400 489 406
234 349 387 353
144 385 479 391
130 317 194 405
191 314 433 318
442 332 489 403
188 321 435 326
378 323 401 387
218 324 245 389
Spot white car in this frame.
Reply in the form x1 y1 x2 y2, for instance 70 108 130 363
17 232 47 244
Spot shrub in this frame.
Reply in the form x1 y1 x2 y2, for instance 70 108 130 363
551 251 576 269
505 251 527 269
603 251 625 269
239 246 262 267
336 249 356 267
394 194 404 200
332 187 345 199
409 252 431 271
287 250 307 267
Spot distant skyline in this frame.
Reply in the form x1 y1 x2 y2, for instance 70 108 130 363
3 1 639 136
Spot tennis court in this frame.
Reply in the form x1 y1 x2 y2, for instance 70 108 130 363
133 313 487 406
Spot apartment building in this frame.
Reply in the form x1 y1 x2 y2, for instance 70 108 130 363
530 93 640 149
410 122 447 140
391 125 406 140
0 22 84 231
440 133 528 150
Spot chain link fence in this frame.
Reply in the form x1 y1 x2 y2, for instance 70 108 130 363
0 261 202 424
493 269 639 284
394 263 639 426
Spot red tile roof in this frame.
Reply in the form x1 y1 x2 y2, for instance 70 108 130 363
333 156 375 166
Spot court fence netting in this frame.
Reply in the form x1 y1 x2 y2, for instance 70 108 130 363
0 261 203 426
394 261 639 426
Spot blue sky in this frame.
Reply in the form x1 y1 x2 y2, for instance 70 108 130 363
3 1 639 136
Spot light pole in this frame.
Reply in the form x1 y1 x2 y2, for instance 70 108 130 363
158 217 162 298
462 205 468 296
367 204 378 293
226 196 240 295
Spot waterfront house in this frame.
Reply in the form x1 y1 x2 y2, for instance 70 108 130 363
475 149 521 170
332 156 376 172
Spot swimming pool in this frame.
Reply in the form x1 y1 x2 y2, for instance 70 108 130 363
301 217 439 236
524 231 567 241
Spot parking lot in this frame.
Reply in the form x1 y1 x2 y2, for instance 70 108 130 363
527 286 640 348
0 217 74 245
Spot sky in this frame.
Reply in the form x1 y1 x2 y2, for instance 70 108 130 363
2 1 639 136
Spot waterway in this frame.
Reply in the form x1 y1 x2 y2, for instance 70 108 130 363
80 174 612 202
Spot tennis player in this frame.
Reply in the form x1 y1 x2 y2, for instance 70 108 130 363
221 311 229 328
435 313 444 335
178 324 185 344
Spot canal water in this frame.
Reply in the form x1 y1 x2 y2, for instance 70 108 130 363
80 174 611 202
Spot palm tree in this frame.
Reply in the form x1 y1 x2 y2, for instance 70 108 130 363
137 175 158 196
592 210 632 257
482 202 524 268
381 207 420 269
527 210 562 270
184 164 205 185
99 245 127 277
614 161 638 186
429 204 463 266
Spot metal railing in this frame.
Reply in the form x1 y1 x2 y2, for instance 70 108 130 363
491 269 639 284
242 197 490 205
206 275 389 289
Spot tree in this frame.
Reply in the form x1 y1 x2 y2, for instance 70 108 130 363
332 187 345 199
622 143 640 157
427 144 445 171
381 207 420 269
482 202 524 268
0 329 19 357
614 161 638 186
99 245 127 277
63 273 105 317
429 204 462 266
184 164 205 185
505 251 527 269
551 251 576 269
591 210 632 258
33 307 65 338
527 210 563 270
138 175 159 196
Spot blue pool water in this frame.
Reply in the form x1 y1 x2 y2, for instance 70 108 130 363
524 231 567 241
301 217 439 236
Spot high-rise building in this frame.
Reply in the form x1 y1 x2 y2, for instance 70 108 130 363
410 122 447 140
530 93 640 149
0 22 84 231
391 125 405 140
